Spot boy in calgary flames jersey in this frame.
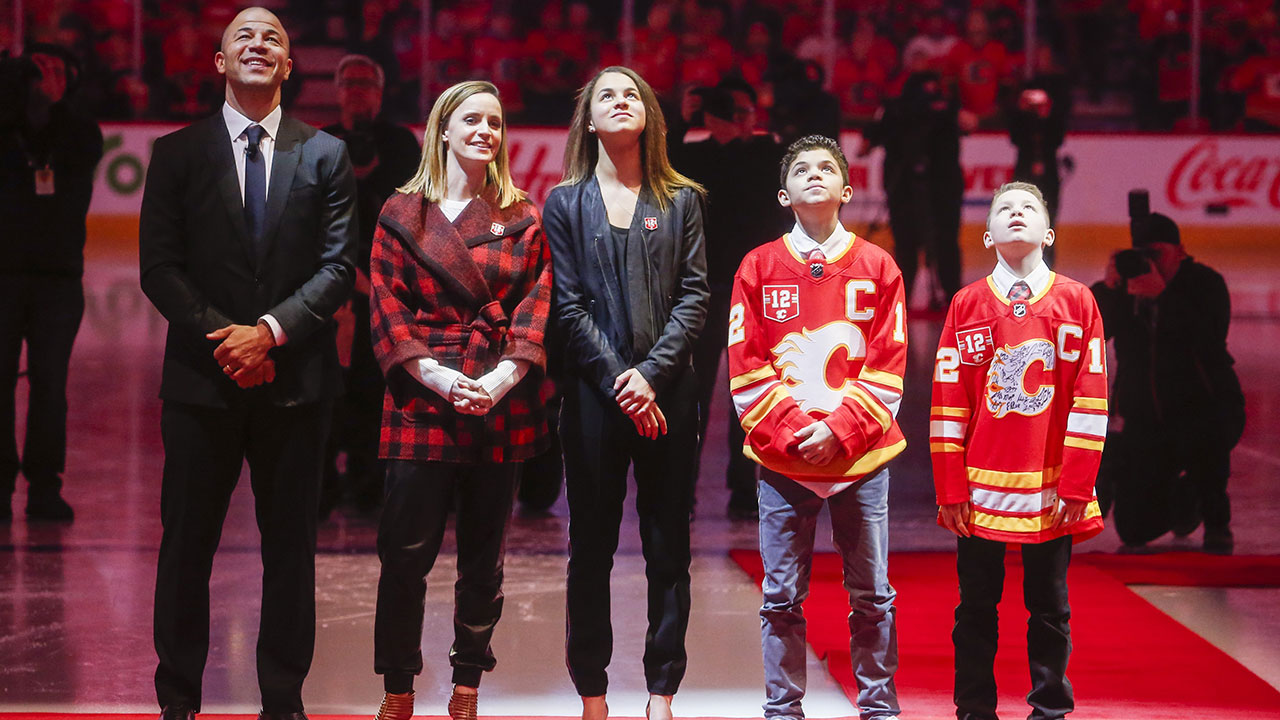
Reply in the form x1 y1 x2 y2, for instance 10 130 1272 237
931 181 1106 720
728 135 907 720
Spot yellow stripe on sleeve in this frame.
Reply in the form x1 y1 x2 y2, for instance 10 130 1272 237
931 406 972 419
858 366 904 392
730 364 778 391
930 442 966 453
1072 397 1109 411
739 384 792 434
849 385 892 433
1064 436 1105 452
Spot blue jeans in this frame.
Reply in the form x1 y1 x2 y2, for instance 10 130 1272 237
758 467 899 720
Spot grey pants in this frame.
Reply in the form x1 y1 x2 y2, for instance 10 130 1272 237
758 467 899 720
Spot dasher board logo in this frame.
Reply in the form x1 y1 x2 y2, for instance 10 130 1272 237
763 285 800 322
956 326 994 365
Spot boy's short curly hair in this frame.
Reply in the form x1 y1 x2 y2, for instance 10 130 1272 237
779 135 850 188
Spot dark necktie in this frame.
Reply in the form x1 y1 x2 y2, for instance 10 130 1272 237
243 124 267 248
1008 280 1032 302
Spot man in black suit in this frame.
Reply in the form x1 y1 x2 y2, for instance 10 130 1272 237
138 8 356 720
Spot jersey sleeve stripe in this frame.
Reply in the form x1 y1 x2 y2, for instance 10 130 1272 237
858 366 904 392
1064 436 1105 452
930 420 967 441
931 406 972 419
859 380 903 417
731 379 780 420
1072 396 1109 411
849 385 893 433
930 441 966 453
1066 412 1107 438
739 384 792 433
730 364 778 391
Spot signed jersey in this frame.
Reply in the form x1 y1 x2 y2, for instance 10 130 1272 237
727 233 907 484
930 272 1107 543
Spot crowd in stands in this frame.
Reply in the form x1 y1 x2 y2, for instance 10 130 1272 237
8 0 1280 132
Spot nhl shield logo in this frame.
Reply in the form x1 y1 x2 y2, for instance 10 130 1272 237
490 222 505 236
763 285 799 322
644 216 658 231
1012 302 1028 318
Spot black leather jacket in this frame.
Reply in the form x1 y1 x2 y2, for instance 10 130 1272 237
543 177 709 399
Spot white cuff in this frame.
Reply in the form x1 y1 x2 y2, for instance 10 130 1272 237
478 359 528 405
408 358 464 399
258 314 287 345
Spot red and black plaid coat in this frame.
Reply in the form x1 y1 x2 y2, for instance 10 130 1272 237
370 191 552 463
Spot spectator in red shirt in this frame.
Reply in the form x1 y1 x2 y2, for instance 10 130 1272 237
1229 29 1280 131
632 3 681 95
946 10 1011 127
470 11 528 114
833 19 897 126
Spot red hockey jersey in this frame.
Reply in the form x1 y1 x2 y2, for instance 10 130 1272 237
930 270 1107 544
728 232 907 484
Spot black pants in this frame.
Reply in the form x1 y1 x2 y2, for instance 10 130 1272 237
374 459 520 690
954 535 1073 720
562 373 698 697
1105 425 1235 546
154 398 330 712
691 286 756 510
0 275 84 498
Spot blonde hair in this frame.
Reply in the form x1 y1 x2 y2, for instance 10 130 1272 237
558 66 703 210
399 81 524 208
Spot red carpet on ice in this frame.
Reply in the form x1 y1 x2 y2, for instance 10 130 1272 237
730 550 1280 720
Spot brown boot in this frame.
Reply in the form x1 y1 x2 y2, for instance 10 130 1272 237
374 691 414 720
447 687 478 720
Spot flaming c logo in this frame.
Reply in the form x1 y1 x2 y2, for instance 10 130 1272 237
985 339 1056 418
772 322 867 414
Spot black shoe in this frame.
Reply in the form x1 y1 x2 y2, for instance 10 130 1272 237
1203 527 1234 555
258 712 308 720
159 705 195 720
26 492 74 521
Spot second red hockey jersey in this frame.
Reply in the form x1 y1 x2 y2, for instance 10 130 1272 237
930 270 1107 544
728 232 907 484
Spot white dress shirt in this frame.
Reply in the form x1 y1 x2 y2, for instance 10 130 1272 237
785 220 853 261
990 257 1053 298
221 102 287 344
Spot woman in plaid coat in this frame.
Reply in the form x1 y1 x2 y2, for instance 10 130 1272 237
367 81 552 720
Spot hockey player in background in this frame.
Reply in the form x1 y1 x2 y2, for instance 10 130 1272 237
930 181 1107 720
728 135 906 720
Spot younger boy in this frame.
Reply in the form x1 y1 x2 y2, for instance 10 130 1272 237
728 135 907 720
930 182 1106 720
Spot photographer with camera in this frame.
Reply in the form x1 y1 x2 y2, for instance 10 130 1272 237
320 54 419 517
1091 201 1245 554
0 43 103 522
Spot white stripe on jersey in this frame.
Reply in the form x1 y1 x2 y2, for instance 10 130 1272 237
972 486 1059 515
732 380 780 419
1066 411 1107 439
859 381 903 418
930 420 967 441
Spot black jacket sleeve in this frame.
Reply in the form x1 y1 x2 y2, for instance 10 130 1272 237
544 187 630 396
634 190 709 394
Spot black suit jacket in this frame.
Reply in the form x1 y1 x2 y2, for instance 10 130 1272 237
140 112 357 408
